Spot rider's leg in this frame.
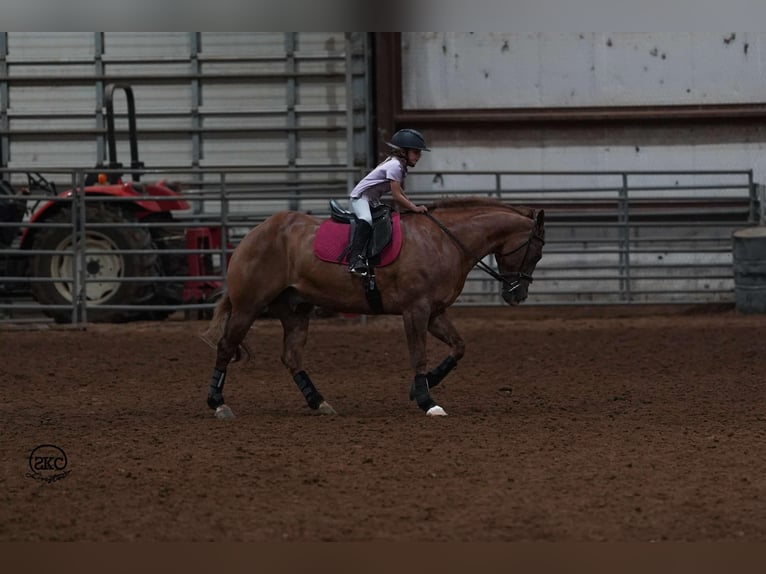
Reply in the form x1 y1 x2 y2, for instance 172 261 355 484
348 197 373 275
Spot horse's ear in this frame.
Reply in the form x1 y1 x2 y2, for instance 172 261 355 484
536 209 545 226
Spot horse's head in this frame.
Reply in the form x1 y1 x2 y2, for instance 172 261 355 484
495 209 545 305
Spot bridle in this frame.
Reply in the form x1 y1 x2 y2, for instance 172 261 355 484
425 210 545 296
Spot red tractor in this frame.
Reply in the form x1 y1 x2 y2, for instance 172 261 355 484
0 83 224 322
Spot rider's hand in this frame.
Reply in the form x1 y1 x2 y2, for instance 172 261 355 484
413 205 428 213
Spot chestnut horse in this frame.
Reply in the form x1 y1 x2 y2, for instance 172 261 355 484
201 197 545 418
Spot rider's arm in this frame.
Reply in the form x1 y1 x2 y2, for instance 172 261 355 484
389 180 427 213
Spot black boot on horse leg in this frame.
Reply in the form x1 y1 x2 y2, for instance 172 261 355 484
422 311 463 390
347 219 372 276
207 366 234 419
427 355 458 389
410 373 447 416
408 356 457 406
270 294 337 414
293 371 336 414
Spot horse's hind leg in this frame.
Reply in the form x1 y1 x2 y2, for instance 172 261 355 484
269 296 336 415
425 311 465 390
207 306 260 417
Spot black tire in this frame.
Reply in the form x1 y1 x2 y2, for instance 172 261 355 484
141 216 189 320
29 204 158 323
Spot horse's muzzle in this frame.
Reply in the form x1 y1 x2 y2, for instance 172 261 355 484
503 288 528 305
501 276 531 305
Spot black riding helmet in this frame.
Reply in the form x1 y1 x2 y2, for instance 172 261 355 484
387 128 430 152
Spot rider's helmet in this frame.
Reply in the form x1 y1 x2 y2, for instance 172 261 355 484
387 128 430 152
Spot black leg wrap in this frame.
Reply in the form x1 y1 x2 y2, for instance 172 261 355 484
410 374 436 412
427 355 458 389
207 367 226 410
293 371 324 410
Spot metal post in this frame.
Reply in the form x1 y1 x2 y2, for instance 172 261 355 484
618 173 632 303
74 170 88 325
190 32 203 214
361 33 374 171
746 170 760 225
94 33 105 166
345 33 355 198
285 33 299 211
0 33 9 168
219 171 228 287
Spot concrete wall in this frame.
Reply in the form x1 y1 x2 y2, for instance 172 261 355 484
403 33 765 109
399 33 766 188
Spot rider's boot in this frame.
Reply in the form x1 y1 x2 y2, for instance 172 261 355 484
347 220 372 276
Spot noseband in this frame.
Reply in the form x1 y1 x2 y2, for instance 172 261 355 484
495 224 540 293
425 211 544 296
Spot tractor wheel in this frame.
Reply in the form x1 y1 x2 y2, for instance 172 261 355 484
29 204 158 323
141 219 190 320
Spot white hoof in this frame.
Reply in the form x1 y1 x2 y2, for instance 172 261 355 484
426 405 447 416
316 401 337 415
214 405 235 419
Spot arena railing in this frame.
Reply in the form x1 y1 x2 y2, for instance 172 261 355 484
0 167 759 325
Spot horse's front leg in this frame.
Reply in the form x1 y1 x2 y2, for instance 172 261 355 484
403 306 447 416
425 311 464 390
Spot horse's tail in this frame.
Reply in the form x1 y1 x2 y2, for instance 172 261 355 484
199 292 251 363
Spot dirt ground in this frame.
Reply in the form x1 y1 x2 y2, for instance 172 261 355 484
1 304 765 542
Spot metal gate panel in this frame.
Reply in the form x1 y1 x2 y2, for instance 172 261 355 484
9 86 94 114
295 33 347 53
1 32 370 176
200 33 285 56
106 84 193 119
201 137 289 166
297 134 348 166
6 32 94 59
10 141 96 166
102 32 191 58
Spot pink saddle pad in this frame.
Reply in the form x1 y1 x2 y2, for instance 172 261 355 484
313 212 402 267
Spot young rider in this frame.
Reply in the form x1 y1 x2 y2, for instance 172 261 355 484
347 128 430 276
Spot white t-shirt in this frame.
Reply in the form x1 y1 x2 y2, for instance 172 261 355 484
349 156 405 206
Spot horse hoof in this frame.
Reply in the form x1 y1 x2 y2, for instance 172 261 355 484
316 401 337 415
426 405 447 416
214 405 235 419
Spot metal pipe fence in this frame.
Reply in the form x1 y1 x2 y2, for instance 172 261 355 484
0 167 760 324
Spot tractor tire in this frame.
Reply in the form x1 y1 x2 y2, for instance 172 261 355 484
29 204 159 323
142 219 189 321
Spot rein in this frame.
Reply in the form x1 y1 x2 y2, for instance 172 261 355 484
424 210 540 294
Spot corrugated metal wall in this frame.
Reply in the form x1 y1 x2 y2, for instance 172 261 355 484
0 32 372 178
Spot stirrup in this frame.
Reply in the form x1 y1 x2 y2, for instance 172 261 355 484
348 256 369 276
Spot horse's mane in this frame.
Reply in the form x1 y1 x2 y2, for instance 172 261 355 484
427 196 534 218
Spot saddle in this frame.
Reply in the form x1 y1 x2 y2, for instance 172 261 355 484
329 199 393 260
314 200 402 267
314 201 403 314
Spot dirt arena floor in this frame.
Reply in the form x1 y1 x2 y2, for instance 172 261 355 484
1 304 765 542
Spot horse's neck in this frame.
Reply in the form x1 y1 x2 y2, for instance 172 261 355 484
440 209 527 259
